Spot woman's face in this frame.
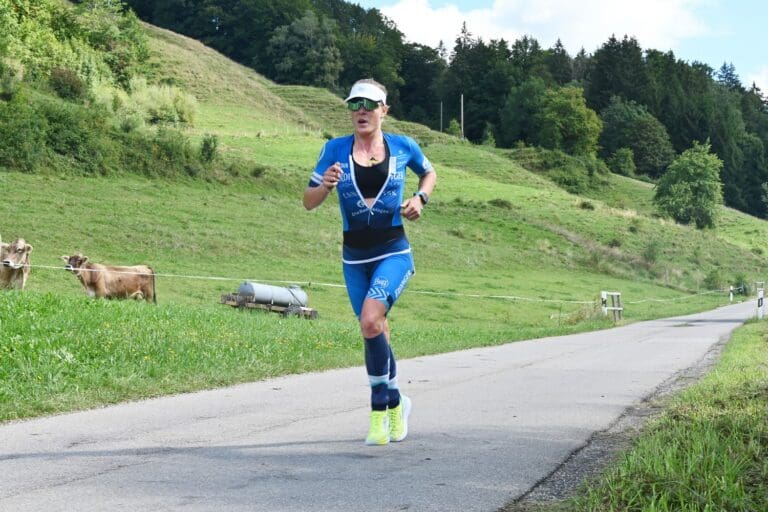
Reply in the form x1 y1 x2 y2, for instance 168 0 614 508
349 99 388 136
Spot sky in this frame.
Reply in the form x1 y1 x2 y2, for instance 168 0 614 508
352 0 767 94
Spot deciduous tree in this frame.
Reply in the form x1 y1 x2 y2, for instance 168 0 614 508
654 141 723 228
534 85 601 156
599 96 675 178
267 11 342 88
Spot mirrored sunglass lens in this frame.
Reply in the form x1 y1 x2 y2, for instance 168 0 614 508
347 99 379 111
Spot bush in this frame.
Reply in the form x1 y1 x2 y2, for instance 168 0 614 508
152 127 195 168
37 96 117 174
74 2 149 87
200 134 218 163
703 268 724 290
116 127 200 178
643 239 660 264
128 77 197 125
0 92 48 171
732 274 751 296
172 89 197 124
488 198 512 209
118 111 144 133
0 63 20 101
607 147 636 176
49 67 87 100
480 122 496 147
547 166 589 194
446 119 462 137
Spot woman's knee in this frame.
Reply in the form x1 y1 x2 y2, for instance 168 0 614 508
360 316 384 338
360 302 387 338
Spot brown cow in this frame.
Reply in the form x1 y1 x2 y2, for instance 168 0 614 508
61 253 157 303
1 238 33 290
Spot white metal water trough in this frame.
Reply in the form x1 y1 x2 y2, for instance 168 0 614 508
220 281 318 319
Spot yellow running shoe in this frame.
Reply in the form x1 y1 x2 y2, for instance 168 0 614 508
365 410 390 445
388 395 411 442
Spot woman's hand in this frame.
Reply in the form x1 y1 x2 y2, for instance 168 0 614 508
400 196 423 221
304 162 342 210
323 162 342 190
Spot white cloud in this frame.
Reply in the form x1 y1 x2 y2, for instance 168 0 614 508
379 0 709 56
745 66 768 94
381 0 498 48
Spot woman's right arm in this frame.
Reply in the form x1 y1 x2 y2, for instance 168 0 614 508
303 161 342 210
303 183 331 210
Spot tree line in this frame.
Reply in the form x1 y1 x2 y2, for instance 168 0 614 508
121 0 768 220
2 0 765 226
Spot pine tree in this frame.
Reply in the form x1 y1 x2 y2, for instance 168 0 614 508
545 39 572 85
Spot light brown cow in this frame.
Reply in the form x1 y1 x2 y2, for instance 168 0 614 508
61 253 157 303
1 238 33 290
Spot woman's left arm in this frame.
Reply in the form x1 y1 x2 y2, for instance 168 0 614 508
416 169 437 197
401 169 436 221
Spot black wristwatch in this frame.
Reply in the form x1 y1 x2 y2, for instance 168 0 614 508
414 191 429 205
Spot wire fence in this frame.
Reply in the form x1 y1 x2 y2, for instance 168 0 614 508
20 263 739 306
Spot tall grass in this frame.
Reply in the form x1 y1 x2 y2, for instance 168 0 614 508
569 320 768 511
0 291 360 421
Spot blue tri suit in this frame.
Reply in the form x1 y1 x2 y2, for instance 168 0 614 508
309 132 434 318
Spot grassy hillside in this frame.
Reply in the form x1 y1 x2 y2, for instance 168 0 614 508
2 20 768 420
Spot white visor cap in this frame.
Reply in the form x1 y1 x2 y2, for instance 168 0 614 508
344 82 387 104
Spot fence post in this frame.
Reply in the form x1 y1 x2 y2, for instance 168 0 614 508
601 291 623 322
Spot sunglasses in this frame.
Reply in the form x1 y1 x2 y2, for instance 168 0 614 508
347 98 381 111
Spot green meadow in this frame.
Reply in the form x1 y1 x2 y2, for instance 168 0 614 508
2 22 768 421
2 15 768 509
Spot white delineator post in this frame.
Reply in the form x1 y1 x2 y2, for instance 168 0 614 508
758 289 765 320
730 285 734 303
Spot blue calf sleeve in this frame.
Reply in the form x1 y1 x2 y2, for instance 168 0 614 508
364 332 390 410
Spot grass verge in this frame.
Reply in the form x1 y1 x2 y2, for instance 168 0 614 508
515 319 768 511
0 288 737 423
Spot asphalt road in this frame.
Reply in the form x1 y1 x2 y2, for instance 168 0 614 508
0 300 756 512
